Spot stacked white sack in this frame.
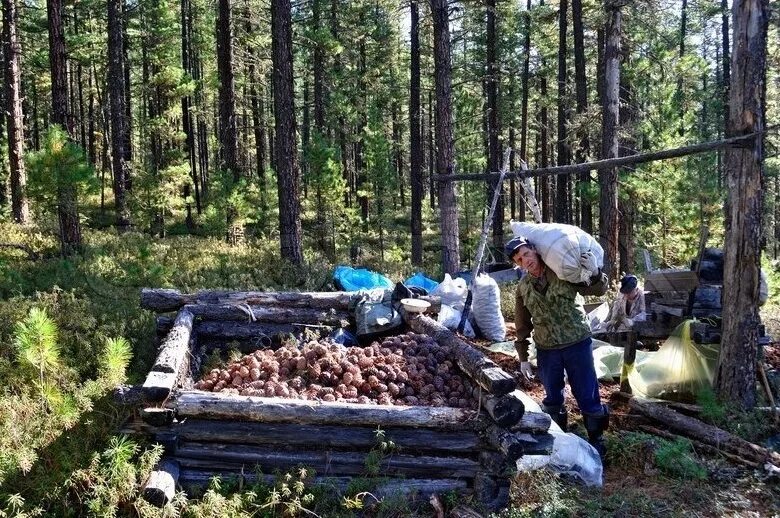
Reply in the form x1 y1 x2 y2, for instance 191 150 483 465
510 220 603 284
471 274 506 341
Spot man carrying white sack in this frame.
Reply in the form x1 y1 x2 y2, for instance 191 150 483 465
505 235 610 458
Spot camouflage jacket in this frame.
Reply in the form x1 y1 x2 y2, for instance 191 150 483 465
514 265 608 361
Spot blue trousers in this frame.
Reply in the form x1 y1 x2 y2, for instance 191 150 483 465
537 337 603 415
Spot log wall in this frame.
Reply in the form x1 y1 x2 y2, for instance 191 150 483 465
131 287 551 509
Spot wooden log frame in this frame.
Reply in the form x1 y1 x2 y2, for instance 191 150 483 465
472 388 525 428
176 470 470 499
141 287 441 314
142 309 194 401
629 397 780 468
131 419 487 454
173 391 479 429
405 313 516 396
173 442 485 478
142 459 180 507
183 303 351 327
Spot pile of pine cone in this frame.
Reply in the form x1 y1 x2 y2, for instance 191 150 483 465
194 332 477 408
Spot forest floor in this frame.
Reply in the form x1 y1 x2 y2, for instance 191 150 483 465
485 326 780 518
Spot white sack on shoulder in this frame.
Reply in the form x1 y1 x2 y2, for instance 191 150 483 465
510 220 604 284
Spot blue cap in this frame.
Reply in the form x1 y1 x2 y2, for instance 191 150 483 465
505 236 531 259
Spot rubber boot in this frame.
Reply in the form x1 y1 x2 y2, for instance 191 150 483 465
583 405 610 460
541 404 569 432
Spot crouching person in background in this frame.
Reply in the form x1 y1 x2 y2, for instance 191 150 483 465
505 236 611 458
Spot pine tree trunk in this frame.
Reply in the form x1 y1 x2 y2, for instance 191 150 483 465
540 86 550 222
410 0 423 266
312 0 325 131
249 41 267 211
271 0 303 265
572 0 591 233
676 0 688 134
2 0 29 224
182 0 201 215
87 69 96 166
356 37 368 229
217 0 239 180
428 90 435 211
430 0 460 274
555 0 569 224
122 0 132 189
518 0 532 223
48 0 81 255
108 0 131 231
392 102 405 208
715 0 768 410
618 37 634 275
486 0 503 255
599 1 620 281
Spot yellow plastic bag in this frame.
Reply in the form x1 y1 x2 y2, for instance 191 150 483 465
628 320 719 401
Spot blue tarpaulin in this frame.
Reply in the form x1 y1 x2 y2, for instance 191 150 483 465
333 266 394 292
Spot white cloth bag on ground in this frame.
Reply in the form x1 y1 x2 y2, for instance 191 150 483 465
510 220 604 284
430 274 468 311
437 304 476 338
471 274 506 341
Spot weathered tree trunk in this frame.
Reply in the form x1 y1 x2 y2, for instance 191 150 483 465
428 90 435 210
249 48 266 211
599 1 620 281
2 0 29 224
140 288 356 312
87 69 96 166
555 0 570 224
618 38 635 275
271 0 303 264
182 0 201 216
216 0 239 181
410 0 423 265
486 0 503 254
715 0 768 410
48 0 81 255
122 0 132 188
107 0 131 231
572 0 591 232
675 0 688 134
430 0 460 274
392 102 405 209
517 0 532 223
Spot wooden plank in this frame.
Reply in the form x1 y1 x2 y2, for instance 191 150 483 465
177 470 470 497
174 442 482 478
155 419 485 453
644 270 699 292
152 309 194 374
173 391 478 430
183 303 351 327
405 313 516 396
142 459 179 507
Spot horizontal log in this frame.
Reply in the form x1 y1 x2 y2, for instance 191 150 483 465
482 425 554 461
506 388 559 433
194 320 305 340
434 131 762 182
141 288 441 314
405 314 516 396
153 419 485 453
141 407 175 427
152 309 194 374
629 398 780 467
177 470 470 498
509 412 552 434
141 288 356 312
174 442 482 478
174 391 478 430
142 459 179 507
183 303 350 327
142 371 179 402
472 388 525 428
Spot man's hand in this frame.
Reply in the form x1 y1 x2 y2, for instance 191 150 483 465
519 361 534 380
579 250 599 274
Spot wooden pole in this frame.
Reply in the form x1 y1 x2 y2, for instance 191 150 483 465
434 130 771 183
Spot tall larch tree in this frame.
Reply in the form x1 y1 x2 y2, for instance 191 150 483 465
572 0 591 231
271 0 303 264
410 0 423 265
107 0 131 231
715 0 769 409
217 0 239 180
555 0 569 223
48 0 82 255
486 0 502 253
2 0 28 223
431 0 460 274
599 0 621 280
